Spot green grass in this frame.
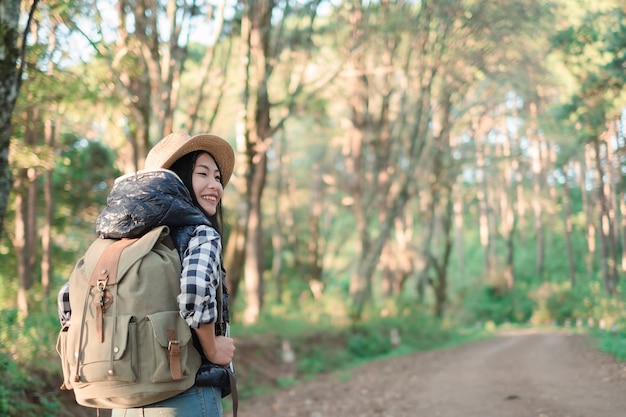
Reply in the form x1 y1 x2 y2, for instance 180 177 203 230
593 329 626 362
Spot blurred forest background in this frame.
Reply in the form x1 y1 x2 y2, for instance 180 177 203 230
1 0 626 415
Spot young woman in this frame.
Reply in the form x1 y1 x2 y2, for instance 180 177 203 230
58 132 236 416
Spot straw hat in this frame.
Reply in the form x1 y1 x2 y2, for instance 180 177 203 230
145 131 235 186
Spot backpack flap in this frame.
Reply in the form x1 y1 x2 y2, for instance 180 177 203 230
106 225 171 286
86 225 172 343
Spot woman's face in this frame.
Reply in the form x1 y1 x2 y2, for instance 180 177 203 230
191 152 223 216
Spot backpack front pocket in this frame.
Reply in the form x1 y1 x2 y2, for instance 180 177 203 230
67 315 137 384
147 311 195 382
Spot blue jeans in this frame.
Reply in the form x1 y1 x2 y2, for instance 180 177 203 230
111 386 223 417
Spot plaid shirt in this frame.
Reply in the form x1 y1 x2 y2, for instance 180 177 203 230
178 225 221 328
58 224 221 329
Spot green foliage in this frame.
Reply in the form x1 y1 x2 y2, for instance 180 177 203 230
297 344 351 375
457 281 533 325
291 310 488 376
594 329 626 362
0 351 64 416
271 300 487 377
550 3 626 135
0 309 62 373
4 0 626 411
0 311 65 417
346 330 391 359
529 281 581 325
528 280 626 328
53 135 120 220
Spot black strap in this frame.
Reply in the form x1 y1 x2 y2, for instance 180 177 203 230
228 368 238 417
216 269 224 330
217 268 238 417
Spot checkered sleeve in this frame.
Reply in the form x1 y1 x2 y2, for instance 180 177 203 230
178 225 222 329
58 282 71 326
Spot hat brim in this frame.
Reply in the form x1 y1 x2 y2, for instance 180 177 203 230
145 132 235 186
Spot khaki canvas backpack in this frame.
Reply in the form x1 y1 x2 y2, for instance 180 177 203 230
56 225 201 408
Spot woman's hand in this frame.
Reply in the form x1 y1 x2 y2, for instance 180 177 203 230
193 323 236 365
210 335 235 365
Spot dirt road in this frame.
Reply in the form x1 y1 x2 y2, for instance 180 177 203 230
237 329 626 417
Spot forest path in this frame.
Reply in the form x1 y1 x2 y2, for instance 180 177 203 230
238 329 626 417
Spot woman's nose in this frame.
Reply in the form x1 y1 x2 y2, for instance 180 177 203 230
208 178 222 189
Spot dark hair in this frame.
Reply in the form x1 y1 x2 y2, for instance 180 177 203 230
169 150 224 235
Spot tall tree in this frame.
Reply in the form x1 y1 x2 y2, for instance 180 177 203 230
229 0 323 323
339 0 439 320
0 0 39 240
562 161 576 286
236 0 273 324
550 1 626 294
8 1 92 317
12 107 42 318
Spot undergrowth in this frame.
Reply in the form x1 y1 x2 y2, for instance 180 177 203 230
592 319 626 362
0 309 66 417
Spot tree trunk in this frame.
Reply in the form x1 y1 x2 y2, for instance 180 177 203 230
239 0 273 325
428 87 455 318
604 122 620 263
223 219 246 310
243 178 265 325
516 171 527 245
529 103 545 277
593 136 619 295
346 1 369 316
385 214 414 297
270 133 286 303
13 179 29 318
618 189 626 272
476 130 491 275
0 0 39 240
26 112 39 287
306 161 325 298
13 108 42 318
501 121 517 290
345 0 415 319
41 118 57 302
226 0 322 317
581 148 596 272
562 168 576 286
616 116 626 273
417 189 436 303
431 195 454 319
453 187 465 278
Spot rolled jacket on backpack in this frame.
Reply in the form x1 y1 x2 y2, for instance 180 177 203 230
96 169 208 240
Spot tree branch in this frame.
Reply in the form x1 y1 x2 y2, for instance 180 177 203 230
17 0 40 90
